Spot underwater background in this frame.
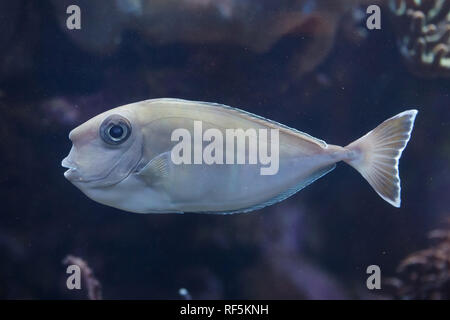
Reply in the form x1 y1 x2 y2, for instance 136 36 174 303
1 0 449 299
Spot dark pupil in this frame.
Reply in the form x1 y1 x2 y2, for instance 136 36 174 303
109 125 124 139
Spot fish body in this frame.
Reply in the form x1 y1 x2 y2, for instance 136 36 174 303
62 98 417 214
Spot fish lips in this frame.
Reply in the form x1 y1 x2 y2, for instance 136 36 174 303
61 154 129 187
61 156 82 181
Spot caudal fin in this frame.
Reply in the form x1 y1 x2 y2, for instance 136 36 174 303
344 110 418 207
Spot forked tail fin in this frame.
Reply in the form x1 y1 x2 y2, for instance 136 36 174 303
344 110 418 207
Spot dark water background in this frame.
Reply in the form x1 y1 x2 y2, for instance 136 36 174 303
0 0 449 299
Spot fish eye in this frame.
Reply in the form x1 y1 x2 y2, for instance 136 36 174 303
109 125 124 139
100 115 132 145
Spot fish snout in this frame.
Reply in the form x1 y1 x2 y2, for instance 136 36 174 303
61 156 82 181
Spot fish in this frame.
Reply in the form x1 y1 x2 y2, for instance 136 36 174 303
62 98 418 214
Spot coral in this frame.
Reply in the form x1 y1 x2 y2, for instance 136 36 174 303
385 223 450 299
389 0 450 77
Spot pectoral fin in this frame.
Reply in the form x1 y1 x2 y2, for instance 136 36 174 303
136 152 171 185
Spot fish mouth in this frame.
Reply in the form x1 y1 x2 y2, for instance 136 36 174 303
61 157 81 181
61 156 121 185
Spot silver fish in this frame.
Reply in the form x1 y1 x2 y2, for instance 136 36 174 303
62 98 417 214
